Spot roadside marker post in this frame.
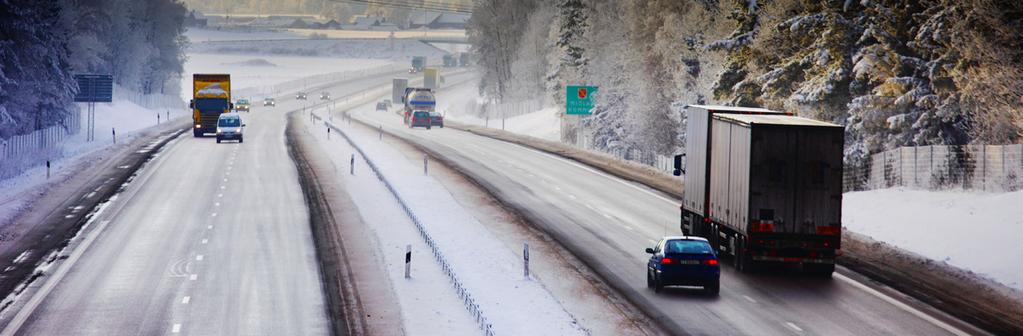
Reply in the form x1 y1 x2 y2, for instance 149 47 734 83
379 125 383 140
157 113 160 125
350 154 355 175
524 243 530 279
112 128 116 144
46 160 50 180
327 126 330 140
423 154 428 175
405 244 412 279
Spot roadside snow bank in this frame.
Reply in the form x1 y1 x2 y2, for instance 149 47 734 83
844 188 1023 290
437 81 560 141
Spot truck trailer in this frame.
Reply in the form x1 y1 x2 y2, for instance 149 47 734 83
401 87 436 125
410 56 426 73
190 74 232 137
674 105 843 276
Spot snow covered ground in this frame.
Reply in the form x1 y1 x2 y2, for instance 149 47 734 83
844 188 1023 291
180 53 389 102
309 109 587 335
437 81 561 141
184 27 303 42
0 100 188 227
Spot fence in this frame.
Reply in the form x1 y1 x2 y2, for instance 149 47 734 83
844 144 1023 192
0 111 81 180
116 88 186 109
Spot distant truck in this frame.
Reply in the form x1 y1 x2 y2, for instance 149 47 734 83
674 105 844 276
423 68 440 90
442 54 457 67
401 87 435 124
392 78 409 104
190 74 232 137
410 56 426 73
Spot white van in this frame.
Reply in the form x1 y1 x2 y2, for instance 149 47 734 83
216 113 245 143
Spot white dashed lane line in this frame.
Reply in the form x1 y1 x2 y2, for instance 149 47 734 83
201 239 208 244
207 225 213 229
786 322 803 333
189 274 198 281
181 296 190 304
743 295 758 304
195 255 204 261
172 323 181 333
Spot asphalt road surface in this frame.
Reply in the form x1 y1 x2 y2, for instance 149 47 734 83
4 73 405 336
352 75 985 336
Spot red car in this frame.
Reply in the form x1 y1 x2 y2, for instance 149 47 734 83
408 110 432 129
429 111 444 128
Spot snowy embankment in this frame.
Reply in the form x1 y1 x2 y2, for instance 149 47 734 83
437 81 560 142
0 100 187 226
308 110 586 335
844 188 1023 291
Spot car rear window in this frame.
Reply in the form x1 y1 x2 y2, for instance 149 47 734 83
665 240 713 254
218 117 240 127
414 111 429 117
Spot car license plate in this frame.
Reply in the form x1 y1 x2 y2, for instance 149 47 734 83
678 260 700 265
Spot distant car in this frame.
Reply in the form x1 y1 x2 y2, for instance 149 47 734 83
235 99 250 112
216 113 245 143
428 111 444 128
408 110 432 129
320 92 330 100
296 92 308 100
263 98 275 107
382 99 392 107
376 102 389 112
646 236 720 295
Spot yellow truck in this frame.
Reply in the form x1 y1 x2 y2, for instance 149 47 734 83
190 74 232 137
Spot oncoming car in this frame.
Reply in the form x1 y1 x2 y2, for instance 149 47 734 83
320 92 331 100
216 113 245 143
646 236 720 295
263 97 275 107
235 99 250 112
296 92 308 100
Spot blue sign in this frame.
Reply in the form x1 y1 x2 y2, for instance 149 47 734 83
74 74 113 103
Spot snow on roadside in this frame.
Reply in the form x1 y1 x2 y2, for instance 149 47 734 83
311 110 586 335
0 100 187 228
844 188 1023 291
437 81 561 142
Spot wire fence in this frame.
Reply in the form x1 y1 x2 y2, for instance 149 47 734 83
317 113 496 336
844 144 1023 192
0 112 82 180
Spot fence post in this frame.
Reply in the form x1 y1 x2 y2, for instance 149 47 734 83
523 242 530 279
405 244 412 279
982 145 987 191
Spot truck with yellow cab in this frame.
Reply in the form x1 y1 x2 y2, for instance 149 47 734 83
190 74 232 137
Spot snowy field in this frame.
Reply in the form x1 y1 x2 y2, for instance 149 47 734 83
844 188 1023 291
184 27 303 42
437 81 561 141
180 53 389 101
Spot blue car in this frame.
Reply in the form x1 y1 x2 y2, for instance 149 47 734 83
646 236 720 295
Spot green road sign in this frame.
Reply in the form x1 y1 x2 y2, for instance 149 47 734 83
566 85 597 115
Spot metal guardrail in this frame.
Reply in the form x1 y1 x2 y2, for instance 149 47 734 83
314 113 496 336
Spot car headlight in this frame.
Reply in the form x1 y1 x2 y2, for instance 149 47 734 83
195 124 201 128
216 127 222 134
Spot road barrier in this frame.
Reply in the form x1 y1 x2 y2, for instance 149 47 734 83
315 113 496 336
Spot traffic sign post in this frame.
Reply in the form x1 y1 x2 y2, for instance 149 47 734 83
73 74 113 142
566 85 598 115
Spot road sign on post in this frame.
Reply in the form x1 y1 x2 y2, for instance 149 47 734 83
73 74 113 103
566 85 597 115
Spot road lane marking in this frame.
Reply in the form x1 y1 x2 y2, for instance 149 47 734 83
202 239 208 244
786 322 803 332
568 194 577 200
623 226 634 231
743 295 757 303
189 274 197 281
181 296 190 304
211 213 217 217
195 255 204 261
602 213 612 219
214 202 220 207
217 193 223 198
172 324 181 333
835 273 969 336
207 225 213 229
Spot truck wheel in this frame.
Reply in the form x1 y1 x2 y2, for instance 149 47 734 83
735 239 753 273
427 125 431 130
216 138 221 143
239 137 243 143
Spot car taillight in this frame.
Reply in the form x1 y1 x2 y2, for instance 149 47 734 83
704 259 718 265
660 258 672 264
816 226 840 235
751 220 775 232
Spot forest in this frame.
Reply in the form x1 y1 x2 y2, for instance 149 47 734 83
0 0 187 139
468 0 1023 165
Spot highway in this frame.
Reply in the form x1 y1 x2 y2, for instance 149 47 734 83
1 73 405 336
351 74 985 336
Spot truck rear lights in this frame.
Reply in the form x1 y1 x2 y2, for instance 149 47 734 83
750 221 774 232
816 226 840 235
660 258 673 264
704 259 718 265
